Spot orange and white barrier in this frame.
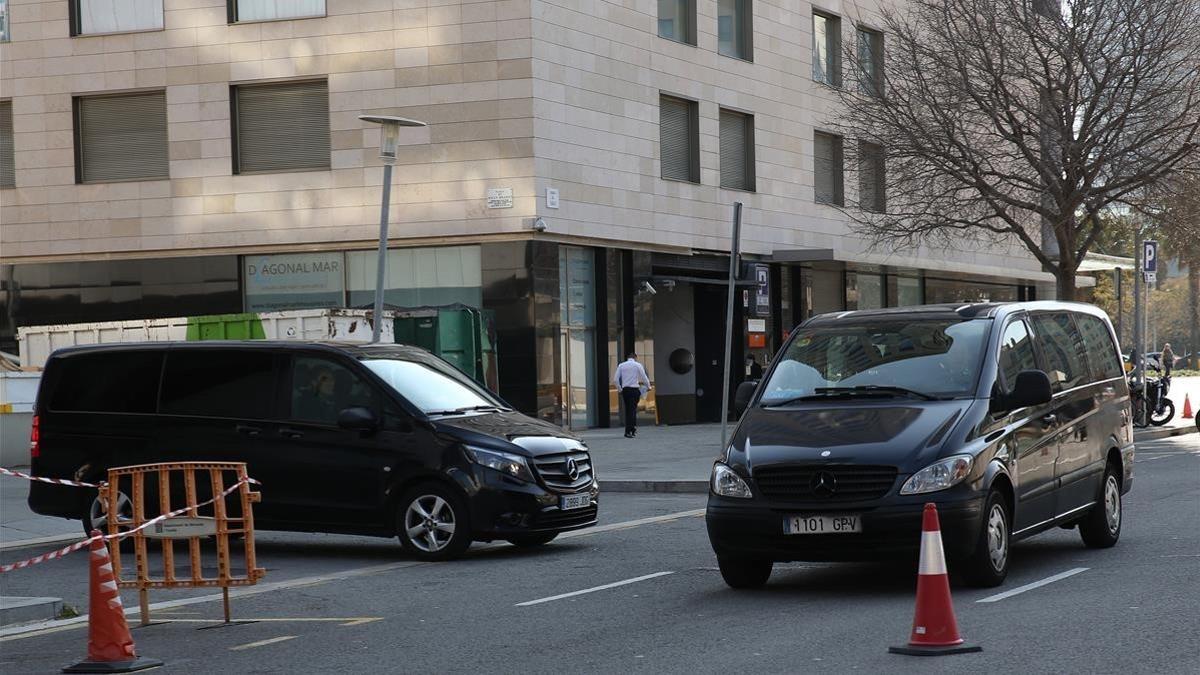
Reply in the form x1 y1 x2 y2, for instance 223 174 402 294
889 503 982 656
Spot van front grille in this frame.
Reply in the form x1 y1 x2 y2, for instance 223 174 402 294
532 451 594 491
754 464 898 503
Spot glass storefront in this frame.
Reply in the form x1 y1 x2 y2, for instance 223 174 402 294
925 276 1019 303
346 245 482 309
243 252 345 311
559 246 596 429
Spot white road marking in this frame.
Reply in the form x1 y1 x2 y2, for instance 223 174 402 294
976 567 1089 603
229 635 297 651
0 508 704 641
515 571 674 607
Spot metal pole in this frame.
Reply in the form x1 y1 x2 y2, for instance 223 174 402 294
1133 239 1143 386
720 202 743 452
371 161 394 343
1114 268 1122 347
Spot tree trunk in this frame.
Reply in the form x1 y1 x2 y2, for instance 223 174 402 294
1055 267 1078 301
1189 263 1199 370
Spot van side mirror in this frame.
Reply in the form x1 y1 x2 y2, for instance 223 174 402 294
338 406 379 432
734 380 759 416
994 370 1052 412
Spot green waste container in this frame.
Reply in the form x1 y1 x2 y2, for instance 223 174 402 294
185 313 267 341
392 305 498 391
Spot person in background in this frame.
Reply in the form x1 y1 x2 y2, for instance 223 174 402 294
746 354 764 380
1161 343 1174 376
613 352 651 438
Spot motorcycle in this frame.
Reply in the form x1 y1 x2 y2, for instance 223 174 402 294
1129 371 1174 428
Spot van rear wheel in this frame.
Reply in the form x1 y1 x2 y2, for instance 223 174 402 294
81 490 133 536
1079 464 1122 548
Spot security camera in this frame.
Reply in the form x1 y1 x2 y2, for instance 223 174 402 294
641 281 657 295
661 279 676 292
532 217 548 232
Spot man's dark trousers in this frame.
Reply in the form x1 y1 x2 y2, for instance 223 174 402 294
621 386 641 434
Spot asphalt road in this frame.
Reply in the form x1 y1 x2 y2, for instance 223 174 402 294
2 435 1197 674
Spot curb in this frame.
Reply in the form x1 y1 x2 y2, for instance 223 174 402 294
0 597 63 627
0 533 83 552
1133 424 1198 443
599 480 708 494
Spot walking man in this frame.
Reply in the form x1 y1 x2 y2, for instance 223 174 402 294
1161 343 1174 377
614 351 650 438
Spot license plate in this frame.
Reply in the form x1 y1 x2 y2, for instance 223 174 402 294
783 514 862 535
560 493 591 511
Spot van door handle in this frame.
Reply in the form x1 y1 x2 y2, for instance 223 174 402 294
279 427 305 439
1040 413 1058 426
236 424 262 437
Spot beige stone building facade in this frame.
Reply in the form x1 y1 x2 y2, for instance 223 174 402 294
0 0 1049 428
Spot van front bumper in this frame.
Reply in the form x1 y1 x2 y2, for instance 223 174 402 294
706 494 985 562
463 467 599 541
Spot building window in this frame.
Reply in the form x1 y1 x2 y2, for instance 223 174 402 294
857 27 883 97
717 0 752 61
813 12 841 86
0 0 10 42
858 141 885 212
658 0 695 45
719 109 754 191
228 0 325 23
1 100 14 188
232 80 330 175
70 0 164 36
814 132 844 206
74 92 169 183
660 95 699 183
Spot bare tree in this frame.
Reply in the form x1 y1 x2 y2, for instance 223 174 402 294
831 0 1200 299
1144 171 1200 367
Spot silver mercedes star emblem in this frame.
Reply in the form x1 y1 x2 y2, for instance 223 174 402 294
810 470 838 497
565 457 579 481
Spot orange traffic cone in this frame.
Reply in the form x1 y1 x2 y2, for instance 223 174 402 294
1182 393 1194 419
63 532 161 673
889 504 982 656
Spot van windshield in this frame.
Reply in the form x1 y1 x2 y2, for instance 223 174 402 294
363 358 507 415
759 318 990 404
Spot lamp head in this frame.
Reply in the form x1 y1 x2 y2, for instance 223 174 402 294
358 115 426 161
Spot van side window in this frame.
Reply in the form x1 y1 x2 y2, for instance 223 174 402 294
160 351 276 419
1030 313 1088 391
1076 314 1123 380
290 356 377 426
997 319 1038 392
48 351 163 414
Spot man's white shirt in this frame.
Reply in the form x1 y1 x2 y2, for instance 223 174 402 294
613 359 650 390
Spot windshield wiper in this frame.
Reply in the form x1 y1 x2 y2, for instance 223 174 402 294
815 385 940 400
426 404 510 416
761 385 940 407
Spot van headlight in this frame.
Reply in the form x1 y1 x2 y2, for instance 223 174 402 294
464 446 535 483
711 463 753 499
900 455 973 495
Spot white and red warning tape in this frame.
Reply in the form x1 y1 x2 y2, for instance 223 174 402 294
0 476 260 574
0 466 105 488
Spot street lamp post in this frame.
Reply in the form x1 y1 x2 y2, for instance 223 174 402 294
358 114 427 343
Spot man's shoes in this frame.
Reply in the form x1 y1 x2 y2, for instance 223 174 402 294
624 431 633 438
631 428 637 437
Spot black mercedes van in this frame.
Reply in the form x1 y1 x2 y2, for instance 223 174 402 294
28 341 598 560
707 302 1133 588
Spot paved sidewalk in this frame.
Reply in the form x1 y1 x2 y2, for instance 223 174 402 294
0 478 82 550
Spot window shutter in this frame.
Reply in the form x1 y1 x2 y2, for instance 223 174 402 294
814 132 844 205
235 80 330 174
660 96 695 182
1 101 14 188
78 92 169 183
720 110 753 190
858 141 885 212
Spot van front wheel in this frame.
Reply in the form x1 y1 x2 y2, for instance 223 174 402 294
717 557 773 589
959 490 1010 588
396 483 472 561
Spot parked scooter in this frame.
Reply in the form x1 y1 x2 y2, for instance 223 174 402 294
1129 369 1174 428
